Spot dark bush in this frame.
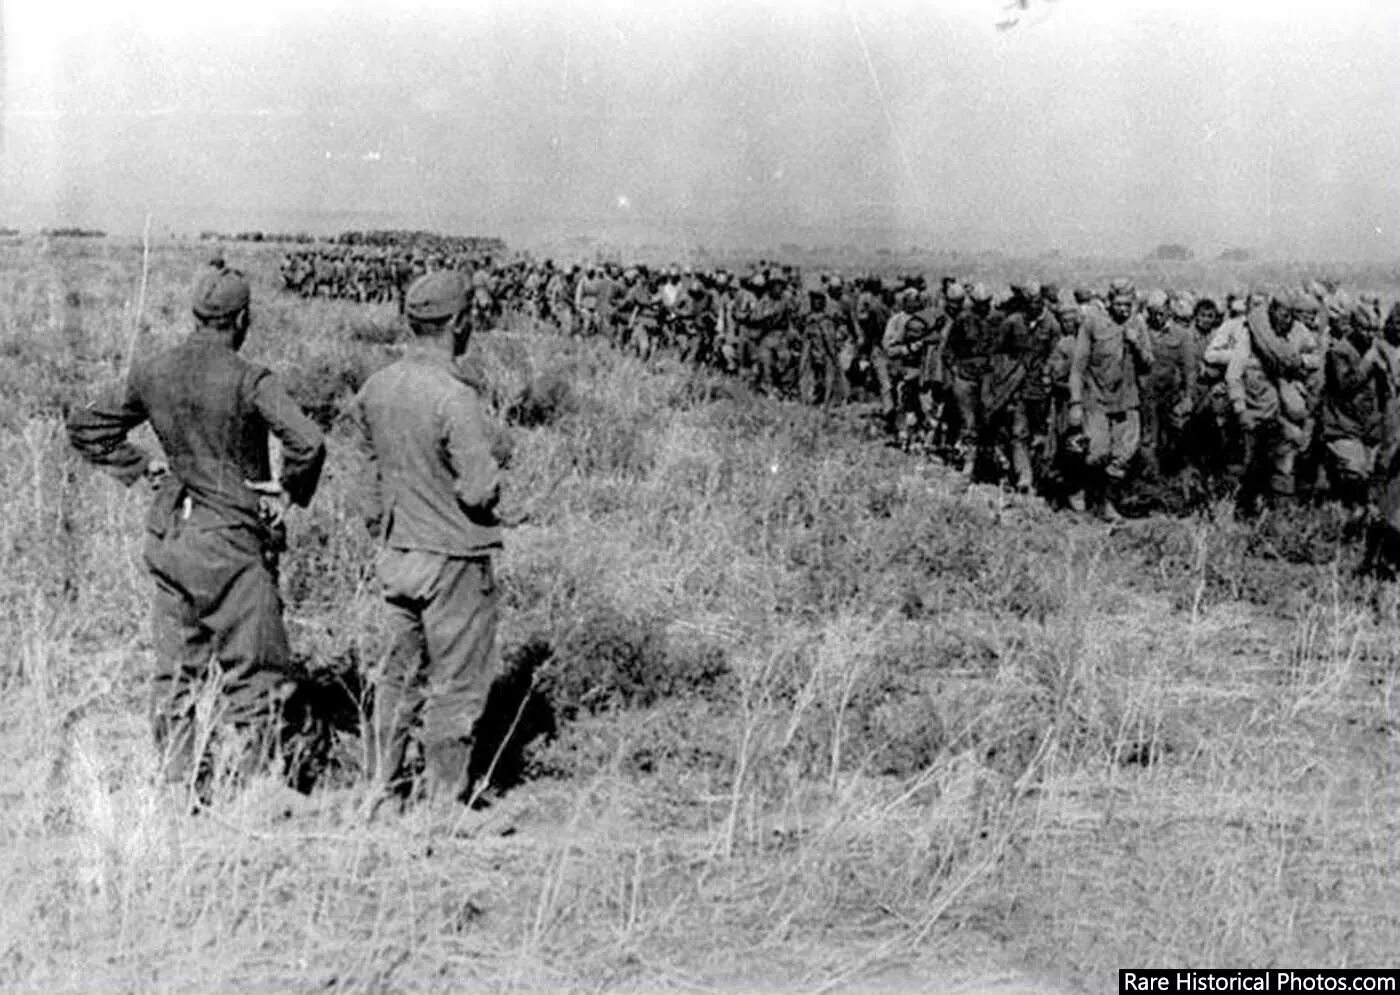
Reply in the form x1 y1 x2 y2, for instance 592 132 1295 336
568 409 654 478
348 317 402 346
506 369 580 428
538 604 732 720
283 351 387 430
472 638 559 790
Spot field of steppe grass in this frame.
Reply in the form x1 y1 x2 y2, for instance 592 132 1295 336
1 236 1398 992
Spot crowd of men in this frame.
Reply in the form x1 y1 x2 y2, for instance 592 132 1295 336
298 248 1400 569
57 242 1400 815
277 233 502 307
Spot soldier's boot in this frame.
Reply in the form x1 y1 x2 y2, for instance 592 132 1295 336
1099 476 1124 523
423 737 475 807
1011 444 1034 495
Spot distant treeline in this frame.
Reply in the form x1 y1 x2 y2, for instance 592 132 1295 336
0 228 20 238
42 227 107 238
1145 243 1257 263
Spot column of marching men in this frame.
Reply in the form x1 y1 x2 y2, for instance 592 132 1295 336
283 242 1400 576
59 247 1400 813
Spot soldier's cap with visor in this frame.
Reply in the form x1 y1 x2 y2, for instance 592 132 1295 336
192 267 251 320
405 271 470 322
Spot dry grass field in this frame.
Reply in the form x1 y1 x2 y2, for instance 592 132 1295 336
2 235 1399 993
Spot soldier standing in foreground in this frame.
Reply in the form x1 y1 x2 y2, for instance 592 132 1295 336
68 266 326 801
355 271 508 809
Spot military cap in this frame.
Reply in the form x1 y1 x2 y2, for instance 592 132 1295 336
1145 289 1169 310
192 267 251 320
405 271 469 321
828 275 843 290
1170 293 1195 320
943 282 966 303
751 274 767 290
1108 277 1135 300
1020 280 1042 300
968 282 992 304
1073 287 1093 304
1041 282 1060 302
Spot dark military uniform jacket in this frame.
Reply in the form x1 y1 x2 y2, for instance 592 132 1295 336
68 329 325 550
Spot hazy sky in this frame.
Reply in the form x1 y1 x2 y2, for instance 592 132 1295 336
2 0 1399 258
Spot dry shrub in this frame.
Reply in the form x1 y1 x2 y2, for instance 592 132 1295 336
505 367 582 428
1108 511 1343 615
282 349 388 430
536 602 732 721
771 623 1056 781
529 697 735 781
0 334 100 428
457 332 534 412
566 407 655 478
346 316 401 346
